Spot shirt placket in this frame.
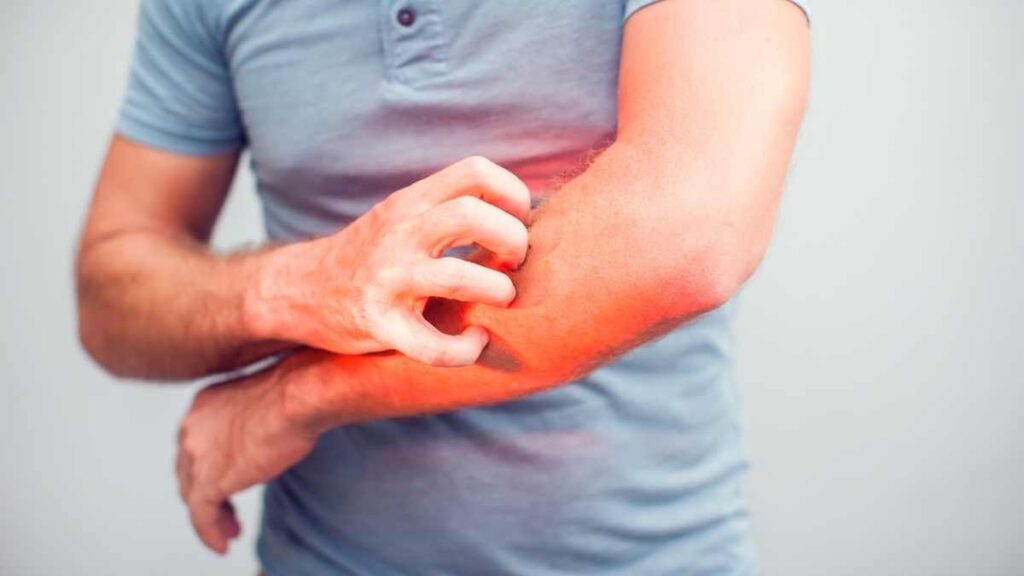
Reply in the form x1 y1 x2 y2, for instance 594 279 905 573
380 0 448 85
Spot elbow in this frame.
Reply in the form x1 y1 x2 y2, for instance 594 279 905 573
672 236 767 316
683 256 742 316
75 262 134 380
77 301 133 380
78 325 117 378
78 321 119 378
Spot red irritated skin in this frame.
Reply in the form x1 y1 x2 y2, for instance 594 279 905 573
175 0 811 554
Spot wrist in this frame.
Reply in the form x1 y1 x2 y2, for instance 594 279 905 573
247 356 325 450
242 240 324 344
276 351 358 436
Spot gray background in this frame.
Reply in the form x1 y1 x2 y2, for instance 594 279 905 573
2 0 1021 574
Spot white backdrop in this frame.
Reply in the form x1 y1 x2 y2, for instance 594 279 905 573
2 1 1022 574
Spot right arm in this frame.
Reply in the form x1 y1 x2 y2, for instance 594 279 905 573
76 137 531 380
76 136 283 380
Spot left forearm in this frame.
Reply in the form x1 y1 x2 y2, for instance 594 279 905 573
281 138 796 433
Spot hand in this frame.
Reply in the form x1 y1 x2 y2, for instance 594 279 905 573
176 367 315 554
247 156 532 366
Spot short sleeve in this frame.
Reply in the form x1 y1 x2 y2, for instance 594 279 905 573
624 0 810 24
117 0 244 155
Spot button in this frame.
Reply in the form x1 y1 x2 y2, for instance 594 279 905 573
396 7 416 27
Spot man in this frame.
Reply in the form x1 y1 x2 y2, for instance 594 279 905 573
77 0 810 573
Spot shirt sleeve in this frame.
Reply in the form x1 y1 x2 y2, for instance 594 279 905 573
624 0 811 24
117 0 244 155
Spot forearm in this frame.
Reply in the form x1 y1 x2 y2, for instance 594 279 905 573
283 128 799 432
75 230 300 380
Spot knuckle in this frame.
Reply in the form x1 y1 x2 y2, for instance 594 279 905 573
375 265 405 290
367 196 395 224
458 155 494 180
387 185 431 217
405 262 426 290
402 261 431 294
438 259 468 287
448 195 480 219
386 218 420 247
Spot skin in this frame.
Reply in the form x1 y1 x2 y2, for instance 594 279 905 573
78 0 810 556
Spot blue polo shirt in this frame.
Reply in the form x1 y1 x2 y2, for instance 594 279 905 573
119 0 807 573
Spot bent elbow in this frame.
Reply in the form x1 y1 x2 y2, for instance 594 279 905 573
76 272 136 380
78 325 110 376
686 259 741 315
77 309 133 380
675 239 765 316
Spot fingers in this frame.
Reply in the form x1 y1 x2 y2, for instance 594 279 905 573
188 495 240 555
383 311 489 367
410 257 516 307
176 445 240 554
417 196 529 268
394 156 532 223
219 501 242 540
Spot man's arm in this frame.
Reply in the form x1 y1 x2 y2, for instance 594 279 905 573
285 0 811 427
77 137 531 380
176 0 810 552
75 137 279 379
